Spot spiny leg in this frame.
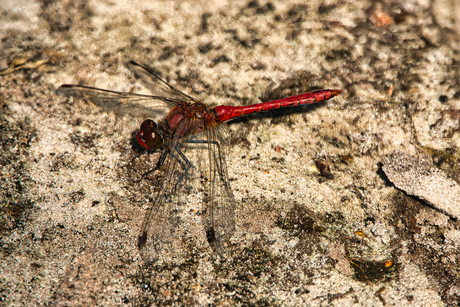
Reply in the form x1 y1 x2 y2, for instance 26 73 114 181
170 139 227 195
135 146 170 183
140 139 228 200
172 145 192 195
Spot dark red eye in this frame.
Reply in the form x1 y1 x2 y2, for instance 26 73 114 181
137 119 163 150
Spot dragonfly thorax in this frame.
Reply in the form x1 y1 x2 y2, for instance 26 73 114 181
137 119 164 150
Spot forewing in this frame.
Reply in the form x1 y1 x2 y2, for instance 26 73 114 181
140 116 206 263
58 85 179 121
139 139 184 263
128 61 199 103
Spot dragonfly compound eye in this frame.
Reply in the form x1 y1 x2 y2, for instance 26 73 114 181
137 119 163 150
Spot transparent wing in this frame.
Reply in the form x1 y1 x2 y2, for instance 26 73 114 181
58 61 200 120
139 116 235 263
202 122 236 254
128 61 199 103
139 136 183 263
57 85 180 121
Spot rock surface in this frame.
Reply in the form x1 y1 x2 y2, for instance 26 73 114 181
383 152 460 219
1 0 460 306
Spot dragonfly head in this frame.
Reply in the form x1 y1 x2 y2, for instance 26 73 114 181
137 119 163 150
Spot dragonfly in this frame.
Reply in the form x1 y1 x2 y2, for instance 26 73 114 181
58 61 341 263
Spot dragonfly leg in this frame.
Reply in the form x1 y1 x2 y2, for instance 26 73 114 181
173 146 192 195
170 139 228 196
135 147 170 183
130 151 145 165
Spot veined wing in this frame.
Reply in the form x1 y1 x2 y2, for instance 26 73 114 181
201 121 236 255
139 134 183 263
128 61 200 103
172 114 235 255
168 114 236 256
140 115 235 262
139 118 206 263
58 84 180 121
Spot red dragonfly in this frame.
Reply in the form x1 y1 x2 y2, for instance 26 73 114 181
58 61 341 263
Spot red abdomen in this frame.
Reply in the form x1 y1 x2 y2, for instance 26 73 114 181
213 89 341 123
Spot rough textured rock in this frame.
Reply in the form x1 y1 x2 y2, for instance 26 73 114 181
383 152 460 219
1 0 460 306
